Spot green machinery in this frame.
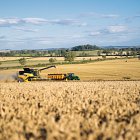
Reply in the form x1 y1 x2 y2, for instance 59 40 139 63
67 73 80 80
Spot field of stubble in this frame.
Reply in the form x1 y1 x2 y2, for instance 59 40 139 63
0 81 140 140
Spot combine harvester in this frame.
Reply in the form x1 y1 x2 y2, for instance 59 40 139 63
17 65 80 82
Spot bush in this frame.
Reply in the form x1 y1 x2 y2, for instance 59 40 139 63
18 58 26 65
49 58 57 63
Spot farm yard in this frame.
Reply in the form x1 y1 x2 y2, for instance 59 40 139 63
0 81 140 140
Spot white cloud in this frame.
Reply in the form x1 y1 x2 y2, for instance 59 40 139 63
22 18 47 24
14 27 39 32
0 17 87 27
70 34 85 39
79 12 119 18
89 25 127 37
37 40 52 45
89 31 101 36
101 14 119 18
0 18 21 26
107 25 127 33
51 19 76 25
47 19 87 26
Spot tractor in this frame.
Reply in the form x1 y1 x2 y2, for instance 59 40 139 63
48 73 80 80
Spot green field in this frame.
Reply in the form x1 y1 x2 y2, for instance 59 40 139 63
74 50 99 56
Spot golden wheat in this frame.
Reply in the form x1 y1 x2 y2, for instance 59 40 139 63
0 56 124 62
0 81 140 140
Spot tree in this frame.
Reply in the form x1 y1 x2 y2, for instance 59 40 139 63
19 58 26 65
64 51 76 62
118 50 123 56
49 58 56 63
71 44 101 51
97 51 101 56
61 49 67 57
102 50 110 56
126 51 130 56
130 51 137 57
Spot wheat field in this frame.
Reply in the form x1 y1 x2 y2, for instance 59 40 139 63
0 56 126 68
0 58 140 81
42 58 140 80
0 57 30 61
0 56 124 62
0 81 140 140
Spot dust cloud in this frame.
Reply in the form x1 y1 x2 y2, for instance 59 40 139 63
0 73 18 82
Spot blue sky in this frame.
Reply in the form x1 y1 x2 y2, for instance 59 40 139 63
0 0 140 50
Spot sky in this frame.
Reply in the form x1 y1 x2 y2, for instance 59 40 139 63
0 0 140 50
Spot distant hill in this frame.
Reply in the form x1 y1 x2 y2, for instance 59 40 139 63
71 44 101 51
103 46 140 49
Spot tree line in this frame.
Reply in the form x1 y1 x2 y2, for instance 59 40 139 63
0 44 140 57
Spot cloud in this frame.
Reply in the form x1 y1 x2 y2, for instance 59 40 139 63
13 27 39 32
89 25 127 36
79 12 119 18
49 19 87 26
22 18 47 24
0 17 87 27
101 14 119 18
87 25 140 46
0 18 21 27
89 31 101 36
107 25 127 33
